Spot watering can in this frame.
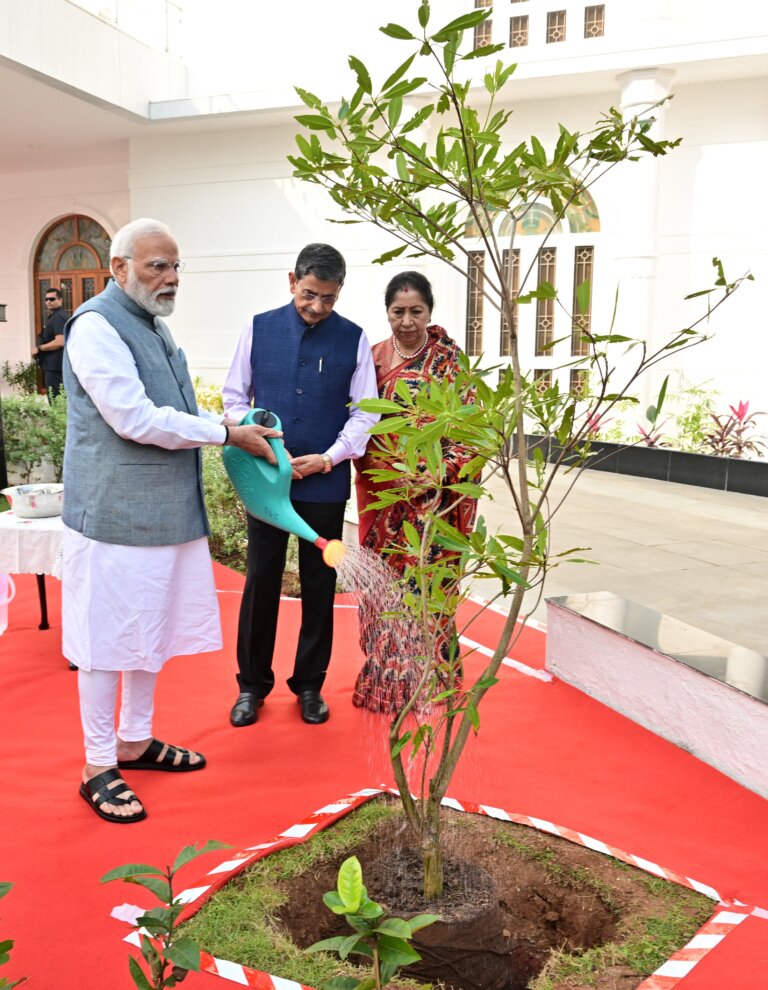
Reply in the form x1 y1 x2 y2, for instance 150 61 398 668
222 408 346 569
0 574 15 636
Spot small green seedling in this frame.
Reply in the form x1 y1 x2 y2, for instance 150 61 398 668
101 840 230 989
307 855 439 990
0 882 27 989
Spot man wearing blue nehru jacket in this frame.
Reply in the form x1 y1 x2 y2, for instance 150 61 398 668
223 243 379 726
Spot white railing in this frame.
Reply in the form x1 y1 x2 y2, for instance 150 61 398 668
66 0 183 54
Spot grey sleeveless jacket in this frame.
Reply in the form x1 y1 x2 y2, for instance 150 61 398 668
62 279 210 546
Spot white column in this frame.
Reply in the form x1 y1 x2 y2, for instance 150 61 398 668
613 69 675 397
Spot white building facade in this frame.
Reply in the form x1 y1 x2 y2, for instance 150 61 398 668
0 0 766 419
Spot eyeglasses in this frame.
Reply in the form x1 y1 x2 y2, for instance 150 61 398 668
44 297 58 302
299 288 338 306
124 258 186 275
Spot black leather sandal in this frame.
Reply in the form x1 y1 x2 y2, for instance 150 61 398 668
117 738 206 772
79 768 147 824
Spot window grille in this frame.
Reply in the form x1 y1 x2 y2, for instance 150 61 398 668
584 5 605 38
535 247 556 356
571 246 594 357
500 249 520 356
466 251 485 356
569 368 590 398
509 15 528 47
474 0 492 47
534 369 553 395
546 10 567 43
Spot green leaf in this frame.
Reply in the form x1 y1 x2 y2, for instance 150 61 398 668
390 730 412 758
294 86 322 110
377 934 423 966
388 96 403 129
338 932 368 960
0 883 12 900
418 1 430 29
575 278 591 316
165 937 201 973
295 114 335 132
380 23 416 40
356 397 404 413
374 918 412 938
382 53 417 92
130 876 173 901
128 956 154 990
100 863 165 884
322 979 364 990
307 935 348 954
337 856 363 912
348 56 372 95
463 42 505 60
373 243 409 265
407 912 441 933
432 10 490 43
172 840 230 874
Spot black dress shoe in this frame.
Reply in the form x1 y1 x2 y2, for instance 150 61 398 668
297 690 329 725
230 692 264 727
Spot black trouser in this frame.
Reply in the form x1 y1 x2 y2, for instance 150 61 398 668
43 370 63 402
235 499 345 698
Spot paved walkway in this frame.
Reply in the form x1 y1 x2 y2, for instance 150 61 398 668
473 469 768 655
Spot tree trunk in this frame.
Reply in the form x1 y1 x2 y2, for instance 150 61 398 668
422 801 444 900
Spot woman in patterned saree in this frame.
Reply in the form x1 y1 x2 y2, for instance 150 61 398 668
352 271 477 714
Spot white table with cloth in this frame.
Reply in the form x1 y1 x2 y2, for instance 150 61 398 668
0 510 63 630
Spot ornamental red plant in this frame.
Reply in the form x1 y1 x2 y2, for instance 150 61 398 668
704 400 767 458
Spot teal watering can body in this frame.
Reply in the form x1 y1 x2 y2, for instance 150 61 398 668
222 408 322 546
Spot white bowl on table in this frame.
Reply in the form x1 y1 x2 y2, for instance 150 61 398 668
1 484 64 519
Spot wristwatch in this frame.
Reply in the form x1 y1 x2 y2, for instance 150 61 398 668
321 454 333 474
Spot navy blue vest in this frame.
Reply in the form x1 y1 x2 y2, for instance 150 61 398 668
250 302 362 502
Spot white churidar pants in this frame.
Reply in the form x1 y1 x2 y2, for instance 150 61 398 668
78 668 158 766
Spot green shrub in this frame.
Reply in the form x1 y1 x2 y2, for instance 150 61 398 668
1 360 38 396
1 392 67 483
202 446 249 573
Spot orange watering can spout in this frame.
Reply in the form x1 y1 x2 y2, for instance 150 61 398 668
315 537 347 569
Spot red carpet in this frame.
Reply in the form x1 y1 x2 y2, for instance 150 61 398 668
1 568 767 989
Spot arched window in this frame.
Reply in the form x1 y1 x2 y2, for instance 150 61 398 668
34 215 112 336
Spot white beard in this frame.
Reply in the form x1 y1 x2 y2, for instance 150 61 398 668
124 267 176 317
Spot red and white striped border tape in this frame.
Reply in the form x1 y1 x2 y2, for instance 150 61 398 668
116 786 766 989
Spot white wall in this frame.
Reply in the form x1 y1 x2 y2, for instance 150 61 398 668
0 0 187 113
0 156 130 378
128 125 467 383
123 62 768 422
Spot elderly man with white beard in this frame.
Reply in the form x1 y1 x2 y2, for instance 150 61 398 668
62 217 281 824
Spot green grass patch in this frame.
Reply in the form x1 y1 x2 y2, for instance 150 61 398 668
182 796 407 986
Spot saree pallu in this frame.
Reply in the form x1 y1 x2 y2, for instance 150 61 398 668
352 326 477 714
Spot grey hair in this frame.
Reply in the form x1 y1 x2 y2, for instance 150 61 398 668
110 218 174 273
294 243 346 285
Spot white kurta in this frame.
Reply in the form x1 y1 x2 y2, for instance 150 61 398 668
63 312 226 672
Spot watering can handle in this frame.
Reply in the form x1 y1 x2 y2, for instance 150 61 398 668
0 574 15 606
241 408 292 475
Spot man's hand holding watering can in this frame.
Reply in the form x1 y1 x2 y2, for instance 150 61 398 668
223 419 283 465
